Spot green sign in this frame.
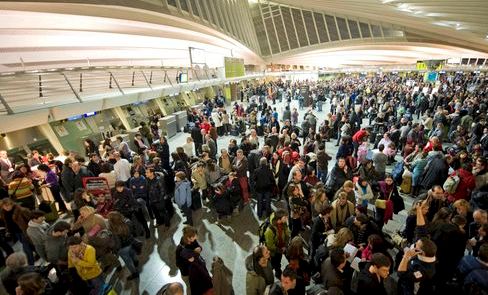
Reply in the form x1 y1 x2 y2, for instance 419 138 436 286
224 57 245 78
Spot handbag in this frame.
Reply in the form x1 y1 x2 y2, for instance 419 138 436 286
375 190 392 210
375 199 387 209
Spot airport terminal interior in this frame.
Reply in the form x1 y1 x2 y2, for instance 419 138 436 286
0 0 488 295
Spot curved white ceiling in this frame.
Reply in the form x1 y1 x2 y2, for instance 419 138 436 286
272 43 488 68
0 8 263 72
0 1 487 71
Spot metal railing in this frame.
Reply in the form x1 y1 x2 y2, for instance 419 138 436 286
0 67 220 115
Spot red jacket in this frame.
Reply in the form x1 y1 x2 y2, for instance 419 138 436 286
352 129 368 143
448 168 476 202
200 122 211 134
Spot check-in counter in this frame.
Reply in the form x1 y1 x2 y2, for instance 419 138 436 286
159 116 177 138
174 111 188 132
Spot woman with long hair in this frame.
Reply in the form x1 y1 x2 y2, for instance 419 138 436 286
108 211 139 280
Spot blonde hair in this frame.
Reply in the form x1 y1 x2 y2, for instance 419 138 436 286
343 180 354 189
332 228 354 248
453 199 470 212
79 206 96 215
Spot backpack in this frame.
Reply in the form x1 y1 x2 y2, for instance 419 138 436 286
443 173 461 194
258 218 275 244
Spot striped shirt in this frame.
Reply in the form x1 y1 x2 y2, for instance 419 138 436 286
8 177 34 199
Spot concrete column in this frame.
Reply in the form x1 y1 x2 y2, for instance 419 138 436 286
153 97 168 116
38 124 65 155
113 106 132 130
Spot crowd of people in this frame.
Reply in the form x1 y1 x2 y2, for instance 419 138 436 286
0 71 487 295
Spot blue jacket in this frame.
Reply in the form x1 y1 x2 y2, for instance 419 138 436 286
129 176 148 199
174 180 192 208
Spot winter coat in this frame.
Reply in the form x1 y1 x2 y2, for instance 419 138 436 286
327 164 353 193
355 182 374 203
129 176 148 199
264 213 290 256
448 168 476 202
378 181 405 214
245 254 267 295
420 154 448 189
45 223 68 264
411 156 428 186
321 257 347 290
1 205 31 233
26 220 49 260
147 176 166 204
174 180 192 208
253 164 275 193
232 156 248 178
316 150 332 171
357 263 387 295
112 187 139 217
191 169 208 190
60 165 75 201
72 213 107 241
212 256 234 295
330 199 355 229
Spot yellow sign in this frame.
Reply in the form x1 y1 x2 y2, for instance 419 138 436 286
416 62 428 71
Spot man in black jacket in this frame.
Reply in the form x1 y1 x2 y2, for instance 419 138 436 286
146 168 168 227
190 124 202 156
253 158 275 219
357 253 391 295
397 237 437 295
326 158 352 195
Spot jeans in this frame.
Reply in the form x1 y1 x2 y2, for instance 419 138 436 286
87 275 104 295
150 202 166 225
133 209 150 237
317 169 328 185
119 245 138 274
181 204 193 225
256 191 271 218
271 252 284 278
50 185 67 211
15 232 34 265
0 235 13 267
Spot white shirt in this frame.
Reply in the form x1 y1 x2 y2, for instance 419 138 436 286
114 159 131 182
182 142 195 157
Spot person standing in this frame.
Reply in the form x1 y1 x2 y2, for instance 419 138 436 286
176 226 205 294
232 149 250 205
253 158 275 219
67 236 104 295
146 168 168 227
0 150 14 184
174 171 193 226
356 253 391 295
264 209 290 279
113 152 131 183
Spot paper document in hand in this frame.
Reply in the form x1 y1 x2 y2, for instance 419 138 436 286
350 257 361 272
344 243 358 262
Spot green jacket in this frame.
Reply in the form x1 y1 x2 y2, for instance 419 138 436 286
264 213 290 255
